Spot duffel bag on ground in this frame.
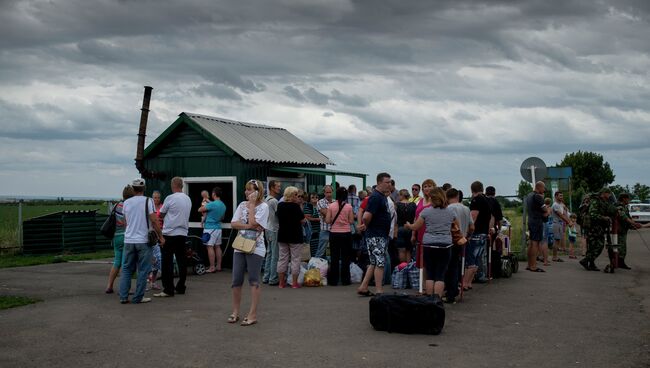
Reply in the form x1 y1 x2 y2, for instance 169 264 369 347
369 293 445 335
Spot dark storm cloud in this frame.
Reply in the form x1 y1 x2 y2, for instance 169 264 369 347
1 0 650 197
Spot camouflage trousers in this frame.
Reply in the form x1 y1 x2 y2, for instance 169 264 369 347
585 230 606 262
612 232 627 259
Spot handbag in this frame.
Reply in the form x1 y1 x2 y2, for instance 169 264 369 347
201 229 216 244
232 233 258 254
145 197 158 247
100 205 117 239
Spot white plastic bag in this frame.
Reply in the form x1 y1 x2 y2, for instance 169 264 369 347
307 257 329 279
350 262 363 283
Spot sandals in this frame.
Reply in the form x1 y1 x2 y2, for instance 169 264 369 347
526 267 546 272
553 258 564 262
227 314 240 324
240 318 257 326
357 290 375 297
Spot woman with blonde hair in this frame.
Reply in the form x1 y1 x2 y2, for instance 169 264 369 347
405 187 463 298
229 179 269 326
276 186 307 288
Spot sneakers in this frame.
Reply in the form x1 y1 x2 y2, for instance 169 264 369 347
579 258 590 270
120 299 129 304
153 292 172 297
134 297 152 304
150 283 162 290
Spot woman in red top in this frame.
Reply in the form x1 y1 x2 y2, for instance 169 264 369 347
326 187 355 286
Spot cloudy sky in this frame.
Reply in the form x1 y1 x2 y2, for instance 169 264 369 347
2 0 649 198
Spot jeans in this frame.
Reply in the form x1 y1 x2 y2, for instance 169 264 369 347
316 230 330 258
119 242 152 303
468 234 488 281
263 230 279 284
161 235 187 296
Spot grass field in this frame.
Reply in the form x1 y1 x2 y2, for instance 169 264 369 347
0 296 41 310
0 202 109 249
503 208 525 256
0 249 114 268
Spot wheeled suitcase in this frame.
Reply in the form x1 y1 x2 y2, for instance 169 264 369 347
369 293 445 335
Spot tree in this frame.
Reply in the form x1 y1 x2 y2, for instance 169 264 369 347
633 183 650 201
559 151 615 205
609 184 631 199
517 180 532 201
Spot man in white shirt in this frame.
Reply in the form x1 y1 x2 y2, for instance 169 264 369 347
446 188 474 303
119 178 164 304
154 177 192 297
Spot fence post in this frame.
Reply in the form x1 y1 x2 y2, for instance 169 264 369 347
521 199 527 260
18 199 24 251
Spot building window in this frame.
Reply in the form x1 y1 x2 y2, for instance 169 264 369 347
182 176 236 228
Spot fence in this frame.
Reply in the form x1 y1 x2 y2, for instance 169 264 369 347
22 210 112 255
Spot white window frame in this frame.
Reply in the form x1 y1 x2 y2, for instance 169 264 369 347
266 176 307 194
182 176 237 229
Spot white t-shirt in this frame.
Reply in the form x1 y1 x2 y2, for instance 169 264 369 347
123 195 155 244
551 201 566 223
231 201 269 257
160 192 192 236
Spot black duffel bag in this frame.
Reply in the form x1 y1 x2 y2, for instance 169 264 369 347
369 293 445 335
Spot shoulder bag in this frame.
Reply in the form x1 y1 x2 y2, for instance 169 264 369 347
145 197 158 247
232 231 261 254
100 204 118 239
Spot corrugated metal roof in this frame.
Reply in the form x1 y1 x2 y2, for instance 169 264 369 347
183 112 334 165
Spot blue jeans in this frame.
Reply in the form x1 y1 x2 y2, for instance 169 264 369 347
467 234 488 281
263 230 279 284
316 230 330 258
119 243 152 303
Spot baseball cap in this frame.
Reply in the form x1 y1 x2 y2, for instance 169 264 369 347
131 178 146 187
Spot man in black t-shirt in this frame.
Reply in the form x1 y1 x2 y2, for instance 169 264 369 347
464 181 492 287
485 186 503 235
526 181 548 272
357 172 392 296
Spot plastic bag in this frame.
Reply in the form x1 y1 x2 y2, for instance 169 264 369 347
391 266 408 289
303 268 321 287
406 261 420 290
301 244 311 262
350 263 363 284
288 265 307 286
307 257 329 279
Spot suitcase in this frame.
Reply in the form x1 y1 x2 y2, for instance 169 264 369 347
369 293 445 335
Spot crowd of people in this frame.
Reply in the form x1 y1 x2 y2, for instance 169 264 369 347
105 173 647 326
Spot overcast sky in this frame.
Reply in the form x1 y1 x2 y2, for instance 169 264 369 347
1 0 649 199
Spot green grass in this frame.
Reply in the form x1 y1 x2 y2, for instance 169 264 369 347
503 208 525 255
0 203 107 249
0 296 41 310
0 249 114 269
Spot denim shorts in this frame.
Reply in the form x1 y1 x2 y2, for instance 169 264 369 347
465 234 487 268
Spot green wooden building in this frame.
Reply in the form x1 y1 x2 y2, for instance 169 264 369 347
140 112 364 230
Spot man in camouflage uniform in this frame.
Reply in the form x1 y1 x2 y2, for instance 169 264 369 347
579 188 617 271
613 193 642 270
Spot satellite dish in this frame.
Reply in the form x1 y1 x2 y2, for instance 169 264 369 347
520 157 547 183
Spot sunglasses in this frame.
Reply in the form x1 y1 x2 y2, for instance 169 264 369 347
412 188 420 191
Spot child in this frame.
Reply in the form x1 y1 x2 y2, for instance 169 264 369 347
567 213 578 259
200 190 211 227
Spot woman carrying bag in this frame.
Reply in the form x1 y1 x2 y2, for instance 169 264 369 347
228 179 269 326
326 187 355 286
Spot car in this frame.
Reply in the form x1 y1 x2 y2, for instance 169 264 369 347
628 203 650 224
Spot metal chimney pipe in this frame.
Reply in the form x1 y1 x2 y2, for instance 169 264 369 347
135 86 153 175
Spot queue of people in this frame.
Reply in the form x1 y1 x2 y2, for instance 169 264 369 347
106 173 646 327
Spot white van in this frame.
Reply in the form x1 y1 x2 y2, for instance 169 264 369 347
628 203 650 223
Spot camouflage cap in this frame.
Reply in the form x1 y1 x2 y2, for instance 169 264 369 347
598 187 612 195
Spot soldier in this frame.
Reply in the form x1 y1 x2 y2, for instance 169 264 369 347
579 188 617 271
613 193 642 270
